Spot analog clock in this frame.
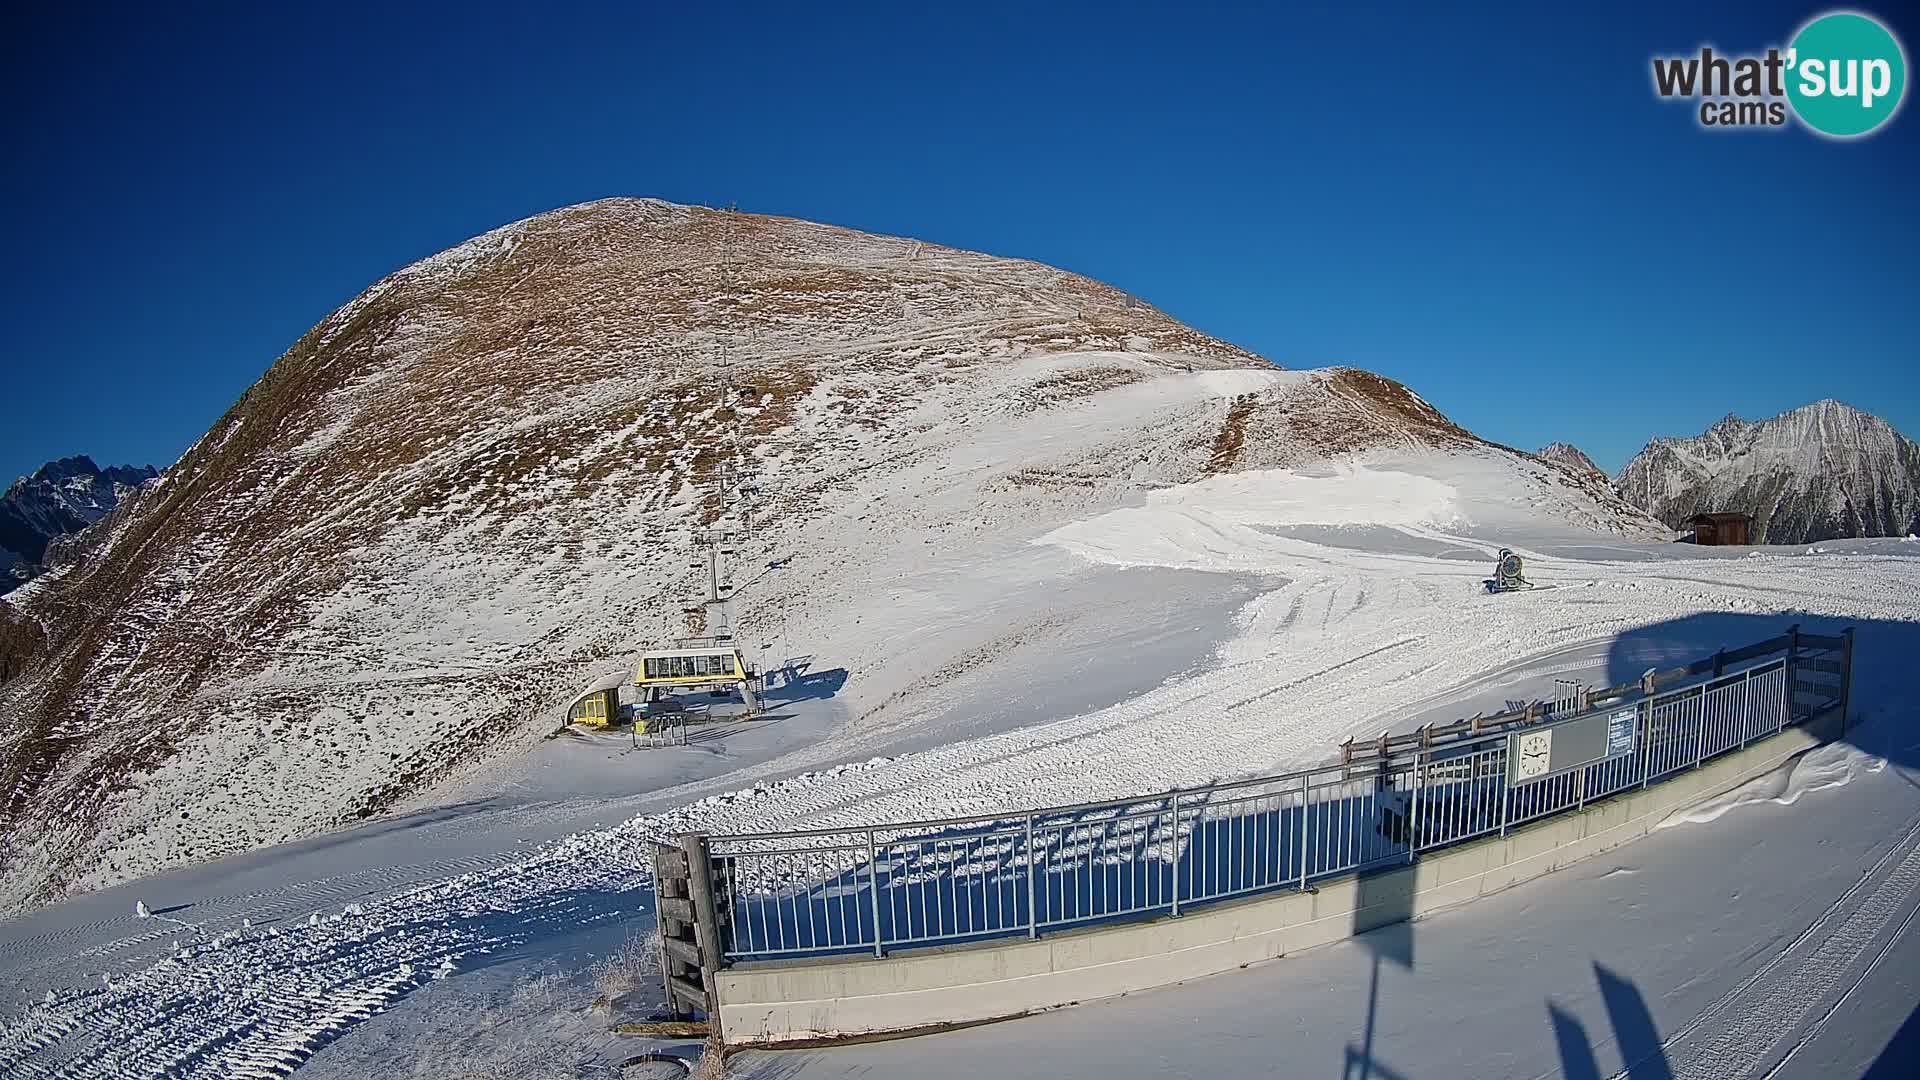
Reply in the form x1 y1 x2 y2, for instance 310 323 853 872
1515 729 1553 781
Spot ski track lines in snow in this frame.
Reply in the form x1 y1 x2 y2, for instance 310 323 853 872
3 463 1916 1077
0 848 510 988
1601 809 1920 1080
0 841 651 1079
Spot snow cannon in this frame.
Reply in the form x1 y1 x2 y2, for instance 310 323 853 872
1484 548 1533 594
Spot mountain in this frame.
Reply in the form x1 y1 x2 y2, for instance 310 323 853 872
0 456 157 590
0 198 1662 910
1535 442 1604 480
1615 400 1920 544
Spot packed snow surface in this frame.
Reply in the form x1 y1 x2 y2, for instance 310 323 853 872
1 446 1916 1077
1041 462 1462 571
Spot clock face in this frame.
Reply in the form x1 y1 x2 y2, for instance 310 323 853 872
1515 730 1553 780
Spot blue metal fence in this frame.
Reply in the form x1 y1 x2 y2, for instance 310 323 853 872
698 629 1850 962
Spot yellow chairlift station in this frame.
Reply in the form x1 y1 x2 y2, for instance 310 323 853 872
637 645 749 687
636 643 762 714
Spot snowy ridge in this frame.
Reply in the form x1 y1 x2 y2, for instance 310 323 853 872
1615 400 1920 544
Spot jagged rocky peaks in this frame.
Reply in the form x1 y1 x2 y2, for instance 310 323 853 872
1616 400 1920 544
1 455 157 590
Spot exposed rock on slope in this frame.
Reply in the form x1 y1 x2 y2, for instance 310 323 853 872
0 198 1659 910
1536 442 1604 480
0 457 156 591
1616 400 1920 544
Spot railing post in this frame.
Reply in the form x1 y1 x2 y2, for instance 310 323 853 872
1639 697 1652 789
1296 773 1311 891
1739 666 1754 748
866 829 884 958
1576 764 1587 812
1025 814 1039 937
1499 751 1512 838
680 833 725 1027
1407 753 1424 861
1168 794 1183 918
1694 688 1708 770
1840 627 1855 735
1786 623 1801 724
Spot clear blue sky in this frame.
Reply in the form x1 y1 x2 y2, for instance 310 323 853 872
3 2 1915 481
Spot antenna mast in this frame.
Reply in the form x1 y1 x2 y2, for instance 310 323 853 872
688 203 749 641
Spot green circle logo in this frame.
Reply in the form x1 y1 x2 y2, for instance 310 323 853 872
1786 12 1907 137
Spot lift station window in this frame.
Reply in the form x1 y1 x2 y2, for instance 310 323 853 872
643 652 739 680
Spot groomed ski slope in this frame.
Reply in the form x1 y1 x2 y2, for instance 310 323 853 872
2 448 1917 1077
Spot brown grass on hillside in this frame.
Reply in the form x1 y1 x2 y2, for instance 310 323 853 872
1206 394 1259 473
1325 368 1474 446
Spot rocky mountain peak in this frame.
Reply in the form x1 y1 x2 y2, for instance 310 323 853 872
1535 442 1604 479
1616 401 1920 544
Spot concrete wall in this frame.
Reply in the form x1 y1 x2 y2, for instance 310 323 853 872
715 709 1843 1046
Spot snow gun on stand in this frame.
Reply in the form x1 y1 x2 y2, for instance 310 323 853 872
1483 548 1535 594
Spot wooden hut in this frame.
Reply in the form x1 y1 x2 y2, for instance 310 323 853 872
1690 512 1753 546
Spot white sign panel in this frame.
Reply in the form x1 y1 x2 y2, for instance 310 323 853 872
1509 706 1641 786
1605 707 1637 759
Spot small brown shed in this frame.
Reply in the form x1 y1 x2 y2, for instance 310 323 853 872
1690 512 1753 546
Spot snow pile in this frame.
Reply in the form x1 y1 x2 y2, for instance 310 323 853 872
1657 741 1888 830
1040 462 1460 573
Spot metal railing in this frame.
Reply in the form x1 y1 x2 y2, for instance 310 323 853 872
695 627 1852 963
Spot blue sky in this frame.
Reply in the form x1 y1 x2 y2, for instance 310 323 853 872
3 2 1915 482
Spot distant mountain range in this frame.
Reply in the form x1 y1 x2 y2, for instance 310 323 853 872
1615 400 1920 545
1 456 157 592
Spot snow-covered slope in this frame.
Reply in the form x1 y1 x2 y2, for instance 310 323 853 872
0 486 1906 1080
1616 401 1920 544
0 198 1660 913
0 457 155 591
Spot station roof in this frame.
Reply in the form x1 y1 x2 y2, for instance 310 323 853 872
567 669 629 703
